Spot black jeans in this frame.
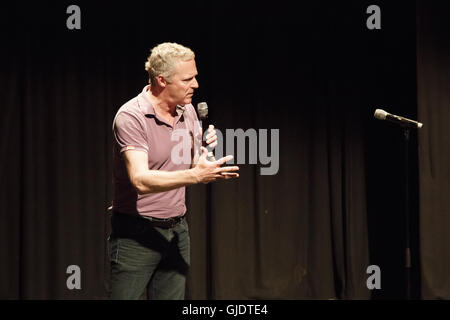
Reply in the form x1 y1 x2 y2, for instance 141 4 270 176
108 212 190 300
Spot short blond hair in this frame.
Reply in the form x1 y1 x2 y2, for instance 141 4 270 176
145 42 195 86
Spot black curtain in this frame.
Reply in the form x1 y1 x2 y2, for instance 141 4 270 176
1 0 446 300
416 0 450 300
186 2 373 299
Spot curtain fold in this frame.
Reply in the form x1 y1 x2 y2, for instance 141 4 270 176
416 0 450 300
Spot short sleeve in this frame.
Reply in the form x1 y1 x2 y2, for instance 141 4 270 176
113 111 149 154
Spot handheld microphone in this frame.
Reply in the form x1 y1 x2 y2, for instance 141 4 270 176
374 109 423 129
197 102 215 161
197 102 208 120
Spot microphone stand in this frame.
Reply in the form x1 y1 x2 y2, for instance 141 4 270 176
403 127 412 300
198 114 214 298
375 109 421 299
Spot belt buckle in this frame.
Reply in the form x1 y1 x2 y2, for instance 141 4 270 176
169 217 180 228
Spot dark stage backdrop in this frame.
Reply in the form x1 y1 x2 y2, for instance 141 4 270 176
416 1 450 300
0 0 447 299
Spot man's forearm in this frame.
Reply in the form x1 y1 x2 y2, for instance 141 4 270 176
134 168 198 194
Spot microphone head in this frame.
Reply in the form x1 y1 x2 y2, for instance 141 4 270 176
374 109 388 120
197 102 208 119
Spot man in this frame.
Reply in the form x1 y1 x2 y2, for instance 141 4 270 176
109 42 239 300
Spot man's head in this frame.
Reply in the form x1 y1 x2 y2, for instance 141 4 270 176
145 42 198 105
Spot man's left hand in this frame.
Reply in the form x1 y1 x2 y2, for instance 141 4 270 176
205 124 218 148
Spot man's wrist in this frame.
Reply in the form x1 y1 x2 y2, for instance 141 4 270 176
187 167 200 185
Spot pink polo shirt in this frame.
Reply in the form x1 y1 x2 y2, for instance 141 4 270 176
112 86 201 218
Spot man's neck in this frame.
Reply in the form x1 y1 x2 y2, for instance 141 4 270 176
148 88 177 117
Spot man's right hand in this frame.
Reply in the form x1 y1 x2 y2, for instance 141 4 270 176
193 147 239 184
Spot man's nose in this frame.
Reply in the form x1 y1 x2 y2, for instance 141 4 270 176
192 77 199 89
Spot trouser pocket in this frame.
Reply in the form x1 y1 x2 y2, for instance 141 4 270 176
108 237 120 263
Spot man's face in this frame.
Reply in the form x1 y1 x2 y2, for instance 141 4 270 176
165 59 199 106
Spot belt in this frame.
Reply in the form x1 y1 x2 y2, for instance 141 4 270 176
141 214 185 229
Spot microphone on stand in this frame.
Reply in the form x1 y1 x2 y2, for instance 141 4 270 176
197 102 216 161
374 107 422 300
374 109 423 129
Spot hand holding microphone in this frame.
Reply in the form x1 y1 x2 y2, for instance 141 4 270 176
197 102 216 161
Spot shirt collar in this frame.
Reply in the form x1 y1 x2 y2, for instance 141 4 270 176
176 104 186 116
137 85 186 117
137 85 155 116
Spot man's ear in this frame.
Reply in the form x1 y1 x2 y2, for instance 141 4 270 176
157 75 168 88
